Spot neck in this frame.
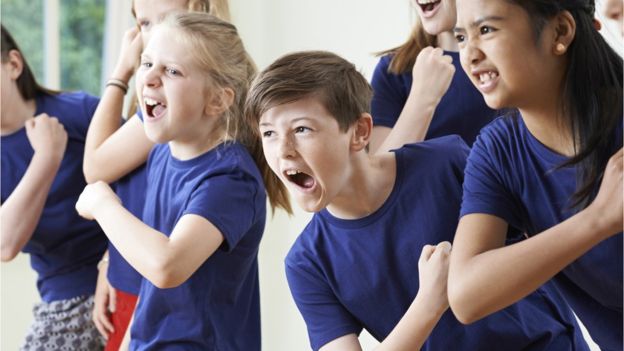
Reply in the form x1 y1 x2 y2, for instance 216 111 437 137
437 30 458 52
326 151 396 219
520 103 575 157
1 93 36 136
169 122 226 160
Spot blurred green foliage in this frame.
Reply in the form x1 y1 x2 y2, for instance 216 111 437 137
1 0 105 96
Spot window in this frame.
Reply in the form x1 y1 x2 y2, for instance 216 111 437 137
2 0 105 96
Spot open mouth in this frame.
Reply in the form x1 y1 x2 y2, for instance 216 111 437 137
144 97 167 119
285 169 315 190
417 0 441 14
473 70 500 93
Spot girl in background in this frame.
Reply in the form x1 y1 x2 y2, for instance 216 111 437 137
84 2 231 349
448 1 622 350
1 25 106 350
77 13 290 349
369 0 498 153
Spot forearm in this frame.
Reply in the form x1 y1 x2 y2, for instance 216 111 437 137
1 154 61 261
83 84 129 183
91 199 177 286
449 210 611 323
374 94 437 154
375 293 444 351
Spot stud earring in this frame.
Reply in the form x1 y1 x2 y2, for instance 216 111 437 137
556 43 566 54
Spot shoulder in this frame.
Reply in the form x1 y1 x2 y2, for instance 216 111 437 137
40 91 99 111
399 135 470 167
285 216 324 270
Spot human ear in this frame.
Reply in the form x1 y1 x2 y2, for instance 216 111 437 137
6 50 24 80
205 87 235 117
552 10 576 55
350 113 373 152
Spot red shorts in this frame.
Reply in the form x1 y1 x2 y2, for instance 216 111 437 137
105 289 138 351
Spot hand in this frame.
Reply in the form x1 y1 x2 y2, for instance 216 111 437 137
76 181 121 220
587 147 623 237
418 241 451 314
25 114 68 163
112 26 143 82
93 259 116 339
410 47 456 107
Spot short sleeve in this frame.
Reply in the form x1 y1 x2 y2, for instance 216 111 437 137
460 132 523 229
184 170 262 252
370 56 408 129
285 259 361 351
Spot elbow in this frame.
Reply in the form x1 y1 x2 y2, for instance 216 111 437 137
146 260 187 289
1 247 19 262
447 275 485 325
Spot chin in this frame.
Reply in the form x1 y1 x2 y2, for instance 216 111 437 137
296 198 325 214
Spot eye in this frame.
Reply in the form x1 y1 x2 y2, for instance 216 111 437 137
262 130 275 138
454 33 465 43
295 126 311 133
140 61 152 69
166 67 180 76
479 26 495 35
139 21 151 29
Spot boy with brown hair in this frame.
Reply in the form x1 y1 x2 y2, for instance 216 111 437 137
245 51 589 351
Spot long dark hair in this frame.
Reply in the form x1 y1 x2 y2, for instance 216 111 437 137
0 24 58 100
509 0 623 209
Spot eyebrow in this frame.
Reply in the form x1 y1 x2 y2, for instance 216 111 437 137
259 116 314 127
454 15 505 32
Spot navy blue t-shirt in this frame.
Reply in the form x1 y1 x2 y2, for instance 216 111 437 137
1 92 107 302
286 136 588 351
107 110 147 295
461 115 623 351
371 52 498 145
130 142 266 350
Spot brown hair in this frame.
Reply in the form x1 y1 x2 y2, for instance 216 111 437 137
377 16 436 74
246 51 373 133
161 13 291 214
1 24 58 100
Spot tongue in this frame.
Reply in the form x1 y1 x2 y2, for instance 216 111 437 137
301 175 314 188
152 104 167 118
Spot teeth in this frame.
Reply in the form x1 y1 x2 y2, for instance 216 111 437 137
479 71 499 83
417 0 438 4
144 97 163 106
286 169 301 176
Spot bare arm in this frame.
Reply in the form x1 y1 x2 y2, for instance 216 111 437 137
369 47 455 154
83 27 154 184
1 115 67 261
76 181 224 288
448 149 623 324
321 243 451 351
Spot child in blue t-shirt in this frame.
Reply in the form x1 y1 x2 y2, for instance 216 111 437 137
83 2 232 349
449 1 622 351
0 25 106 350
369 0 498 153
246 50 589 351
76 13 290 350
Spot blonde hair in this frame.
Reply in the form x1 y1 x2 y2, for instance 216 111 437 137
161 13 291 214
127 0 232 117
377 16 436 74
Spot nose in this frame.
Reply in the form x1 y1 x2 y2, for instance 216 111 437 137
462 40 485 67
278 135 296 159
142 66 161 88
